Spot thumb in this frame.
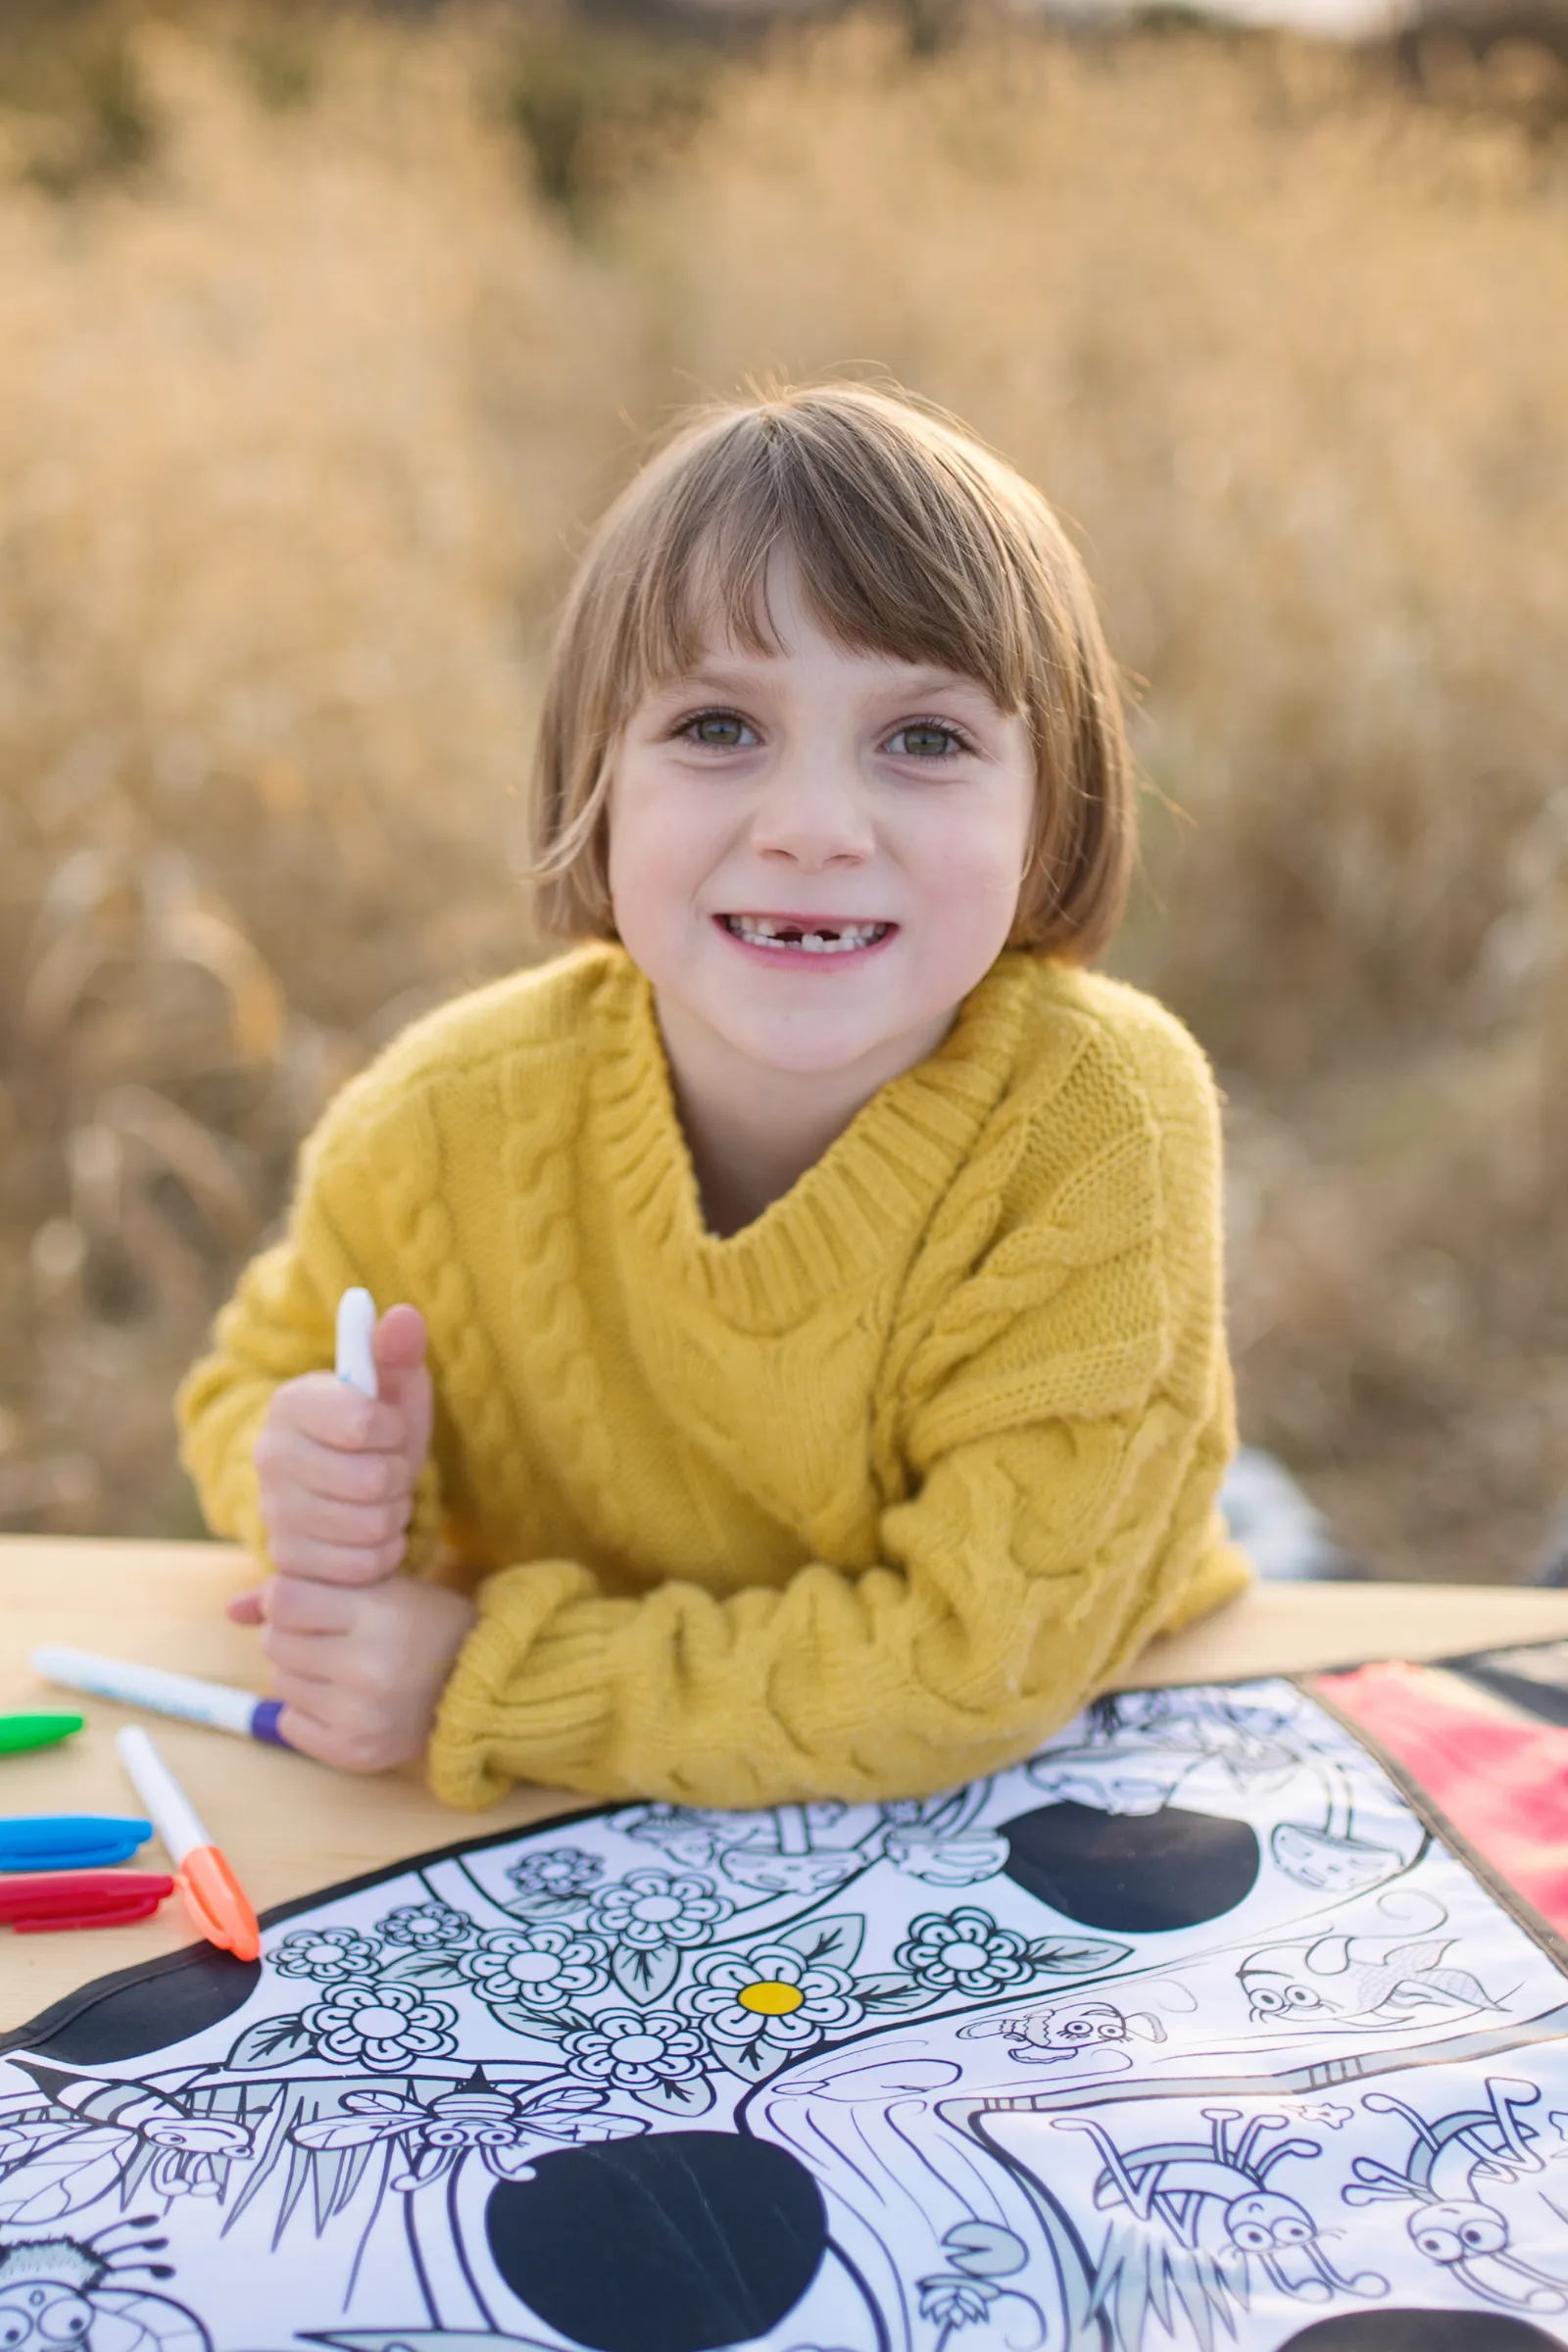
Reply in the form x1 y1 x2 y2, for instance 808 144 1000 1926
226 1586 268 1626
374 1302 432 1467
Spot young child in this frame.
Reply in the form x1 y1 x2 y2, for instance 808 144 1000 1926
177 381 1250 1812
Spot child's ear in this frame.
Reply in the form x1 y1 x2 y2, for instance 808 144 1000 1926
1127 2014 1165 2043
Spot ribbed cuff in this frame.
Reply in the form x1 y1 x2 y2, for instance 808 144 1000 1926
427 1560 620 1808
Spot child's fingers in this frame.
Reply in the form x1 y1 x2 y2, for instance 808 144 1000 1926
260 1626 339 1683
263 1574 468 1775
374 1305 433 1469
273 1693 402 1775
374 1302 427 1373
259 1531 408 1586
226 1588 266 1626
263 1488 412 1552
262 1576 359 1636
268 1371 408 1456
272 1700 346 1765
272 1442 413 1510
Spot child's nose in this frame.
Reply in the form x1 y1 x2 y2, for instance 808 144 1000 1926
749 763 875 867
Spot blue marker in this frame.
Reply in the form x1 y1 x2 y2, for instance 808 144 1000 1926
31 1647 289 1747
0 1814 152 1871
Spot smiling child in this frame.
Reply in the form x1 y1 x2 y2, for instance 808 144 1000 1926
177 381 1250 1808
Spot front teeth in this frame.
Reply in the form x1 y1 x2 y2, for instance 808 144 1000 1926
724 915 890 953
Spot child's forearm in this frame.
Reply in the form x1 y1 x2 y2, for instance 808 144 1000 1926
421 1404 1249 1812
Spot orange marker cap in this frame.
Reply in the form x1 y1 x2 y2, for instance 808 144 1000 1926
179 1842 261 1963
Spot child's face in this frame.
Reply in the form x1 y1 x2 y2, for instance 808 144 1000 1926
608 554 1037 1087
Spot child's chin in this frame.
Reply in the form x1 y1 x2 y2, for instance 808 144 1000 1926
722 1014 901 1078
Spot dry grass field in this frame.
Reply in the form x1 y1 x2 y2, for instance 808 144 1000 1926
2 1 1565 1579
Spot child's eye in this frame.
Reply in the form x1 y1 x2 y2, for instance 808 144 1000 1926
677 709 755 750
886 719 973 760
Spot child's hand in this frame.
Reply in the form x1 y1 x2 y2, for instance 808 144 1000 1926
236 1303 432 1605
254 1570 477 1773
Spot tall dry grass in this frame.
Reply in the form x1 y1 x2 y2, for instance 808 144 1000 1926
1 5 1565 1576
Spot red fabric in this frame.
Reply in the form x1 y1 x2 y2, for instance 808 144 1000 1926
1314 1660 1568 1938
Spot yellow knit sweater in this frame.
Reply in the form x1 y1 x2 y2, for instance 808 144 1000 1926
177 943 1250 1811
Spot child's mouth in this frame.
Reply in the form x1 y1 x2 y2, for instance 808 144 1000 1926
717 913 895 956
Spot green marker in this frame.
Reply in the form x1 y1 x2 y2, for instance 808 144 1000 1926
0 1712 84 1756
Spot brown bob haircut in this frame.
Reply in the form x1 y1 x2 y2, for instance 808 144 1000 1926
529 381 1135 960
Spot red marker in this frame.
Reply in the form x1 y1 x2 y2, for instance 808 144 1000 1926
0 1870 175 1934
115 1725 262 1962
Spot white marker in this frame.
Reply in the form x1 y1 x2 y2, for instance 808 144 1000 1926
335 1285 378 1399
32 1646 289 1746
116 1725 215 1866
116 1725 261 1962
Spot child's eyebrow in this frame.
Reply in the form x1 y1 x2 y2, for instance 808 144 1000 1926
651 662 1002 706
868 664 1000 702
651 663 770 700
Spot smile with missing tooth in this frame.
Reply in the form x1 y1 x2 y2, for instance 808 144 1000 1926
721 915 893 955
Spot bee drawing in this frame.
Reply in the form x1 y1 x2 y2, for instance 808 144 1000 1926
0 2218 210 2352
0 2065 253 2208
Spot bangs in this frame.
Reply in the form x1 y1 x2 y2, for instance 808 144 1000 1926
620 404 1042 718
530 381 1134 960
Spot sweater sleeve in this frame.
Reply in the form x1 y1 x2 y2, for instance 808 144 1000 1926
429 1062 1251 1811
175 1090 444 1579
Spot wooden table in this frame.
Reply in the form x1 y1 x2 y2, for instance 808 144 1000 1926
6 1536 1568 2030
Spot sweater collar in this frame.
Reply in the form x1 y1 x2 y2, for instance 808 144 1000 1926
586 944 1040 1331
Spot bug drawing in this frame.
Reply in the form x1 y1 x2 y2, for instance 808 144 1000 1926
0 2219 209 2352
1054 2103 1388 2319
1344 2075 1568 2315
0 2067 254 2212
1 1670 1565 2350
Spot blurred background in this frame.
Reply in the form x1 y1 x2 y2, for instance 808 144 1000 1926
1 0 1564 1580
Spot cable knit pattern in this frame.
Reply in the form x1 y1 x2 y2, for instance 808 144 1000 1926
177 942 1250 1810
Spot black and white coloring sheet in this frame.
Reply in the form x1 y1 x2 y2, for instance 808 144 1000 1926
4 1673 1568 2352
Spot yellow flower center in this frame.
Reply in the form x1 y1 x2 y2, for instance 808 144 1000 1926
738 1979 805 2016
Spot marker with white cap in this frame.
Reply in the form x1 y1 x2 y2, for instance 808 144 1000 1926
335 1285 378 1399
32 1647 290 1745
117 1724 261 1962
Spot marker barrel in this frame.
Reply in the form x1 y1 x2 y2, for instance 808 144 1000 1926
115 1728 262 1962
115 1725 211 1865
31 1647 286 1743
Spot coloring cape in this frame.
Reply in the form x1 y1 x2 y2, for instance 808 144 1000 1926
4 1657 1568 2352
